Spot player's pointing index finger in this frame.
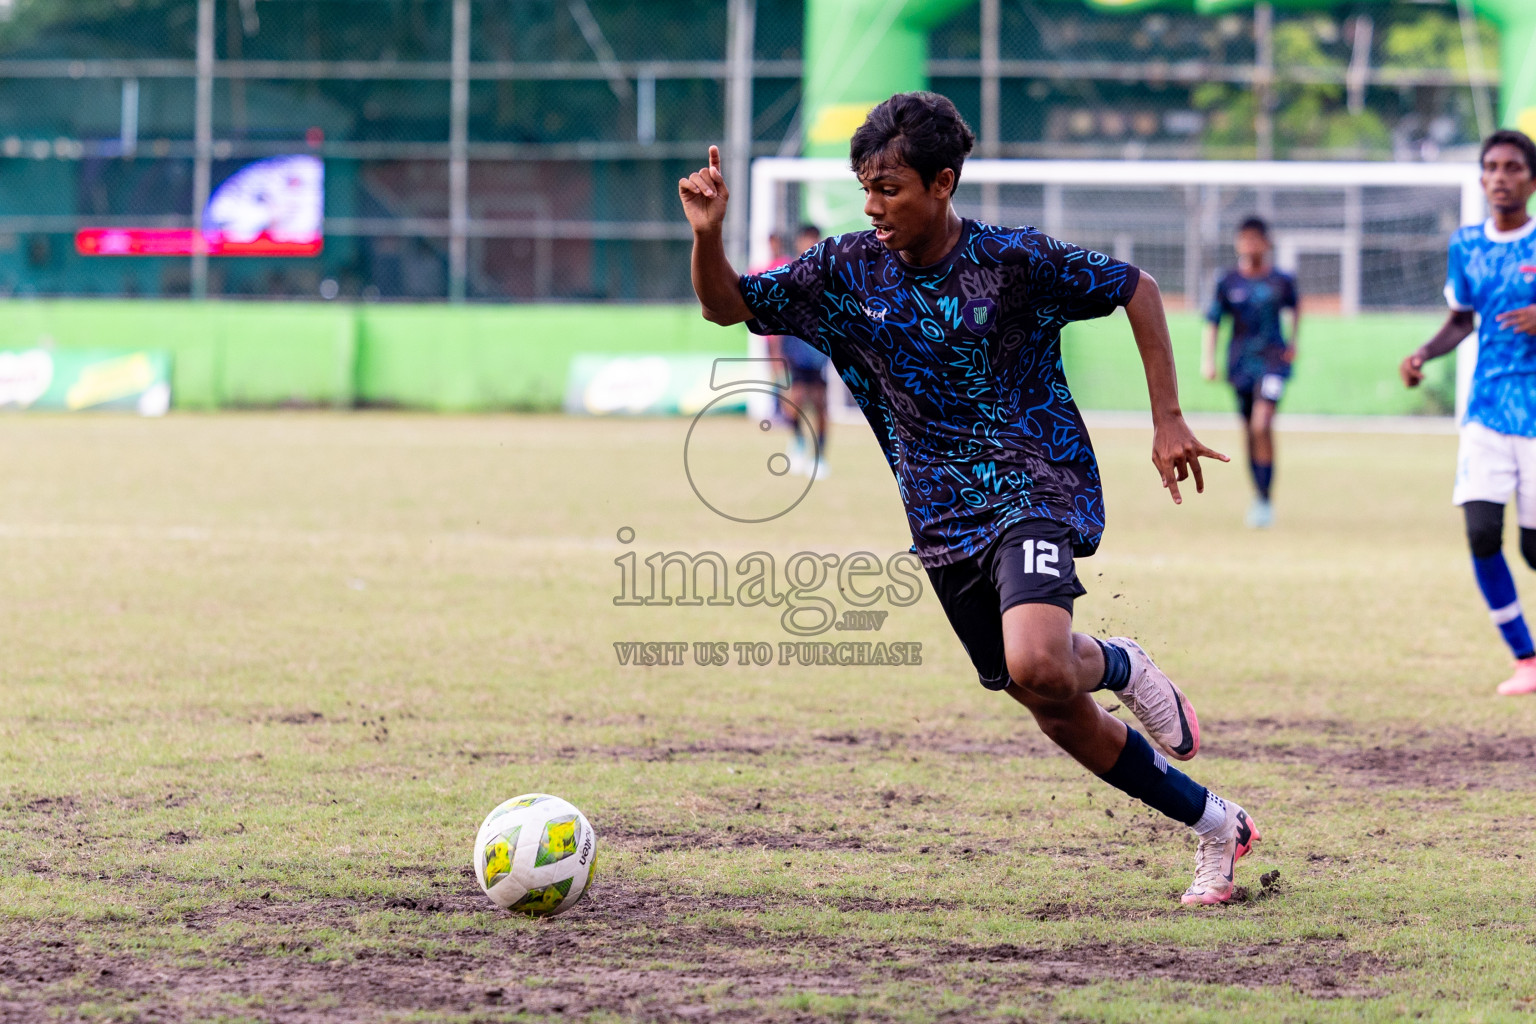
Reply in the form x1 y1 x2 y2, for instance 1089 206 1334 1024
708 145 720 171
1196 442 1230 464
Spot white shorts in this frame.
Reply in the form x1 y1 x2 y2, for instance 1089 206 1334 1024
1453 421 1536 527
1259 372 1286 402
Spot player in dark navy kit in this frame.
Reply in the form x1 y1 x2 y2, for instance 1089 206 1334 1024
777 223 833 478
1202 217 1299 529
757 227 833 477
679 92 1264 904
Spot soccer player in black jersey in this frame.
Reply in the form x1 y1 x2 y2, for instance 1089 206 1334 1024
678 92 1263 904
1202 217 1300 529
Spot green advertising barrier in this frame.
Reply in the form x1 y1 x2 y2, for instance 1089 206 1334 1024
1061 310 1452 416
355 305 739 411
0 300 1450 416
564 354 750 416
0 347 171 414
0 301 742 411
0 301 356 409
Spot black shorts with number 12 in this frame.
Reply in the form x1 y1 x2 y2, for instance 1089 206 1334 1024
924 518 1088 692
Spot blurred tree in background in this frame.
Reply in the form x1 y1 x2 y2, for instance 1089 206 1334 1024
1194 8 1494 159
1379 8 1497 74
0 0 197 55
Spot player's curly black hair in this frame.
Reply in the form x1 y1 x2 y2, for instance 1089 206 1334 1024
850 92 976 189
1481 129 1536 174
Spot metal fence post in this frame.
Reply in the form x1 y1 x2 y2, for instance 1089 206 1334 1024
980 0 1000 224
724 0 755 270
1342 184 1362 316
449 0 470 303
1253 2 1274 162
120 78 139 157
191 0 214 300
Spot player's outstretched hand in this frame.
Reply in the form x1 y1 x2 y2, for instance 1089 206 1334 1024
678 146 729 235
1495 304 1536 336
1152 415 1229 505
1400 351 1426 388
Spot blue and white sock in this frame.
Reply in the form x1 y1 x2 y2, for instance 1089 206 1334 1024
1192 791 1229 835
1473 553 1536 659
1097 728 1207 826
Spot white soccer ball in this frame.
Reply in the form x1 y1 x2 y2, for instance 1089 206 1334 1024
472 793 597 916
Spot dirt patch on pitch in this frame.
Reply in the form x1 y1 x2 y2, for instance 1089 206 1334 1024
1203 726 1536 789
520 716 1536 781
604 820 899 853
465 725 1064 767
0 876 1397 1023
954 937 1386 998
561 717 1536 792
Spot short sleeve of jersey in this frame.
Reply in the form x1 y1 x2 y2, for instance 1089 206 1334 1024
1444 233 1474 312
1205 274 1228 324
1280 273 1299 309
1025 234 1141 320
738 243 828 345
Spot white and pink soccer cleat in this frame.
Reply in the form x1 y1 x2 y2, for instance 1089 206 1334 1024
1181 803 1261 907
1109 637 1200 761
1496 656 1536 696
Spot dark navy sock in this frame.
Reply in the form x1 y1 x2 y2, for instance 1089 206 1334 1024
1097 728 1207 826
1092 639 1130 692
1252 461 1273 501
1473 552 1536 659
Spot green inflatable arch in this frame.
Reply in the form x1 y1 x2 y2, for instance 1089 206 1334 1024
802 0 1536 159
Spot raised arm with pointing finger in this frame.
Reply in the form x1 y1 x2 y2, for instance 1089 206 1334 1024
679 146 751 326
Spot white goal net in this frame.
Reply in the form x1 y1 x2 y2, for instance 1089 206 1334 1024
747 157 1485 417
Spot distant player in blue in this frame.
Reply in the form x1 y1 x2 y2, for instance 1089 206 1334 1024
1202 217 1299 529
1402 129 1536 697
679 92 1264 904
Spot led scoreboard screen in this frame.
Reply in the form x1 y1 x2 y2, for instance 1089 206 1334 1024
77 155 324 257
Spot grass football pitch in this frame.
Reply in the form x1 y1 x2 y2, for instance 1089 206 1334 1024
2 410 1534 1023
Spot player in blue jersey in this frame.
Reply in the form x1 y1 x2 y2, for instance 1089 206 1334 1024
679 92 1263 904
1401 129 1536 696
1202 217 1299 529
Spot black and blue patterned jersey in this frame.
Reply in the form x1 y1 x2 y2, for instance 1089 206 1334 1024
1446 218 1536 437
737 219 1140 567
1206 268 1297 389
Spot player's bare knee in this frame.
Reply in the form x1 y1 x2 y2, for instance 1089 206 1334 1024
1006 645 1077 702
1027 708 1079 748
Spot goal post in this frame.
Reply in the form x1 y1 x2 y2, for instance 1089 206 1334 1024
748 157 1485 420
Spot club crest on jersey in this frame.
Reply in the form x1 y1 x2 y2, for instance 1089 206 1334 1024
1521 264 1536 284
961 298 997 335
